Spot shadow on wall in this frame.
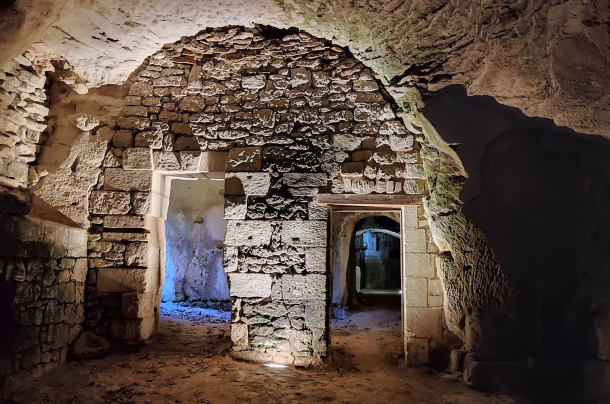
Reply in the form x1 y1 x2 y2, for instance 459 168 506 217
423 86 610 363
162 179 229 303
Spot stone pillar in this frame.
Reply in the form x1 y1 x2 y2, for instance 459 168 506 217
224 170 329 366
402 205 442 366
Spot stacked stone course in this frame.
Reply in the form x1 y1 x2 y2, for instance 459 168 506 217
0 206 87 379
0 54 49 188
87 26 426 365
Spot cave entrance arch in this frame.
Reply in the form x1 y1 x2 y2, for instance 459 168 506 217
320 194 441 365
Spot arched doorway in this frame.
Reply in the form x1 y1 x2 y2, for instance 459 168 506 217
354 216 401 296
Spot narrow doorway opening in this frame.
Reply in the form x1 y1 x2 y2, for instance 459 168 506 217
330 211 404 370
159 178 230 330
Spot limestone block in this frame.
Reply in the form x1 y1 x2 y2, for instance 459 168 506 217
132 192 151 215
123 106 148 117
242 75 266 90
153 76 187 87
122 292 156 318
291 68 311 87
199 151 228 172
104 168 152 191
280 221 327 247
171 122 192 135
376 104 396 120
389 135 414 151
123 148 152 170
304 299 326 329
153 151 180 171
223 247 239 272
97 268 147 293
305 248 327 273
71 258 87 283
224 196 247 219
129 82 154 97
253 109 275 128
226 147 262 172
428 296 443 307
283 173 327 188
103 215 146 229
333 134 362 151
312 71 330 87
341 162 364 176
102 232 148 242
232 323 248 349
272 274 326 300
179 96 206 112
90 191 130 214
187 65 203 89
428 279 443 296
125 242 148 267
406 163 426 179
113 130 133 148
224 220 272 246
403 230 427 253
407 337 429 366
225 173 270 196
229 273 273 298
58 282 76 302
406 308 442 338
179 151 201 171
379 120 407 135
134 131 162 149
404 253 435 277
324 110 353 123
351 179 375 194
404 278 428 307
403 205 419 229
308 202 327 220
117 117 151 131
353 78 379 92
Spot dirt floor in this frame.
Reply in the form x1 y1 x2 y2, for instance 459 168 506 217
4 304 524 404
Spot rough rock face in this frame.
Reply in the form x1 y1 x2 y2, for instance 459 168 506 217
81 25 426 366
0 0 608 139
423 87 610 389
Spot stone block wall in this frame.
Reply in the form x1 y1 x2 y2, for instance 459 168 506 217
0 192 87 382
85 25 427 364
402 205 447 365
0 53 49 188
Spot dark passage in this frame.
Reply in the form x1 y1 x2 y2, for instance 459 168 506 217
423 86 610 394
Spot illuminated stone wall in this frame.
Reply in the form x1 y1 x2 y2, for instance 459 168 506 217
85 26 426 366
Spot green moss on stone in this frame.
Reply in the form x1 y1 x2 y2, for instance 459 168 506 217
50 245 68 259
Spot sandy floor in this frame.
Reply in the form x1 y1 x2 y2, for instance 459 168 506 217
5 306 521 404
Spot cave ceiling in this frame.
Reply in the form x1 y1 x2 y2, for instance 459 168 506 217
1 0 609 137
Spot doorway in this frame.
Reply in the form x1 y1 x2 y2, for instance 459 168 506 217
159 177 231 323
326 202 406 369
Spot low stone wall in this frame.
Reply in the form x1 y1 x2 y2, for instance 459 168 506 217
0 192 87 384
0 53 49 188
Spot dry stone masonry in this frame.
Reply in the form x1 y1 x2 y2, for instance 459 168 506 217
0 190 87 379
0 53 50 188
86 26 426 366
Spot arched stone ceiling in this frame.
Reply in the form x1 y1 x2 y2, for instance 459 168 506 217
1 0 609 137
